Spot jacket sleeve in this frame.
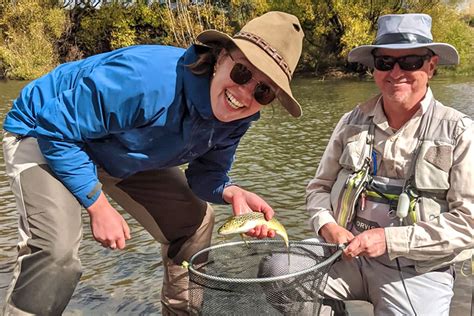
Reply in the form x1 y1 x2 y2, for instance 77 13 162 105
185 123 251 204
34 56 173 208
306 114 349 234
386 117 474 261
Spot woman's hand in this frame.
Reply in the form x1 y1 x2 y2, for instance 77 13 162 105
222 185 275 238
87 192 131 250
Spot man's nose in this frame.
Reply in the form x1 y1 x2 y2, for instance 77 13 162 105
389 62 404 78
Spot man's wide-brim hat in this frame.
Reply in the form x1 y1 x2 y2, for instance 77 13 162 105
197 11 304 117
348 13 459 68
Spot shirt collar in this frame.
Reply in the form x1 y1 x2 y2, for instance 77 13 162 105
420 87 433 114
372 87 433 133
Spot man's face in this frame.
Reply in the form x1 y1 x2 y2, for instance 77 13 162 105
373 48 438 107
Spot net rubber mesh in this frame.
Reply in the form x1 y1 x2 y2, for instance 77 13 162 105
187 240 342 315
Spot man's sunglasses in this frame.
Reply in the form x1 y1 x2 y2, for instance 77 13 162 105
228 53 276 105
373 54 433 71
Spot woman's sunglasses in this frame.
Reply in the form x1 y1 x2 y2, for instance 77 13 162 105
227 53 276 105
373 54 433 71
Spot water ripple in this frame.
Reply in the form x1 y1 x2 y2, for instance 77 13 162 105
0 78 472 314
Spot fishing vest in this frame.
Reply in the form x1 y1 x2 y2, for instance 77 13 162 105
330 94 470 231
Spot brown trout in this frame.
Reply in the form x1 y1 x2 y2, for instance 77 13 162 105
217 212 289 248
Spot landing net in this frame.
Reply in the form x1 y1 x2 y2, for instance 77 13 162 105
187 240 343 315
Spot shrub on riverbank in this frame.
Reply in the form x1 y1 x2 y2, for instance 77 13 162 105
0 0 67 79
0 0 472 80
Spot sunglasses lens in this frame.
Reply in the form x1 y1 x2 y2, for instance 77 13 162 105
230 63 252 85
398 55 425 71
374 56 396 71
254 83 275 105
227 54 275 105
374 55 429 71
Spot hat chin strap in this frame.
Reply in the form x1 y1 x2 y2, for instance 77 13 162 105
374 33 432 45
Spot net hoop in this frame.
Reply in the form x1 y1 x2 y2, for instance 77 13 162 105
188 240 343 284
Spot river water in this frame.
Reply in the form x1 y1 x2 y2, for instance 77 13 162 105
0 76 472 315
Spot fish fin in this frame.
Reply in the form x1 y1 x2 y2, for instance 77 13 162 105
240 233 250 247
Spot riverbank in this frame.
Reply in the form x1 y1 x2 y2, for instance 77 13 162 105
296 63 474 81
1 0 473 80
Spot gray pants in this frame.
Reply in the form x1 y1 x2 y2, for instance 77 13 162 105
260 239 455 316
2 132 214 315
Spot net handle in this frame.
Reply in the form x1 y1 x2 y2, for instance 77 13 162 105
187 240 344 284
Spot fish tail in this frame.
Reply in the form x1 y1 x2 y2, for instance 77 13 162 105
275 229 289 248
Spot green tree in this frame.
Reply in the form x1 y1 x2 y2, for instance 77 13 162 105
164 0 231 48
276 0 474 75
75 0 230 55
0 0 68 79
0 0 472 79
424 3 474 75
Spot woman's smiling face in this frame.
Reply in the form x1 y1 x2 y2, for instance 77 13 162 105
210 49 276 122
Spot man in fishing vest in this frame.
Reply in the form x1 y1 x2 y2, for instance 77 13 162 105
305 13 473 315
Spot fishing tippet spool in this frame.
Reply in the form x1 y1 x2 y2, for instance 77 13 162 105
396 192 410 223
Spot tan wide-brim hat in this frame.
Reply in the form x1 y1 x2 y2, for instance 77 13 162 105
197 11 304 117
348 13 459 68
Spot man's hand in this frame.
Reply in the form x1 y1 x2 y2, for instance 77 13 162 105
222 185 275 239
87 192 131 250
344 228 387 259
319 222 354 245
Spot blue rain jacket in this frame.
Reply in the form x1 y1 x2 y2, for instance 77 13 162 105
3 45 259 208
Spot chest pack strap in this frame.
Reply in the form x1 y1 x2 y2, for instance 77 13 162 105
338 99 437 228
336 123 375 227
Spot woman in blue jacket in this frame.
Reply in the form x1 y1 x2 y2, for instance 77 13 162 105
2 11 304 315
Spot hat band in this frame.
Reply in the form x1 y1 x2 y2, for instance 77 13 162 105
374 33 433 45
234 31 292 80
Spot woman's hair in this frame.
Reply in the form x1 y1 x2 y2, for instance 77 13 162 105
187 46 222 76
187 42 235 75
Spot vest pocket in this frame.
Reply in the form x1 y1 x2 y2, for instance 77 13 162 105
414 141 453 191
415 196 449 223
339 126 369 171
